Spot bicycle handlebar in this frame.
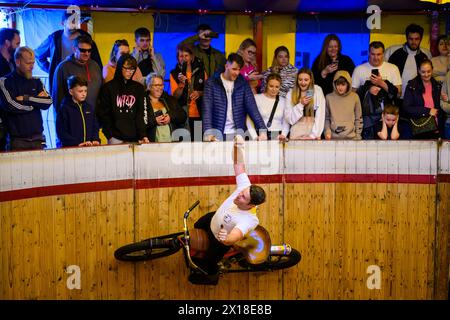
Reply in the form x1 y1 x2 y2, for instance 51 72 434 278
184 200 200 219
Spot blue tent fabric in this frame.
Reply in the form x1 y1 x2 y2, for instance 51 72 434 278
298 0 368 13
153 13 226 91
295 16 370 70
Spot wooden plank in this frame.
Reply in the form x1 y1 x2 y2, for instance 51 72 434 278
85 191 99 299
95 191 108 299
0 201 12 299
106 190 119 299
435 182 450 299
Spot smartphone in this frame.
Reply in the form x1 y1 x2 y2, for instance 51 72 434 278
154 110 163 117
371 69 379 76
306 89 314 98
332 60 339 66
206 31 219 38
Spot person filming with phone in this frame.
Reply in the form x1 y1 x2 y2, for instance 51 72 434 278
179 24 226 78
351 41 402 139
311 34 355 96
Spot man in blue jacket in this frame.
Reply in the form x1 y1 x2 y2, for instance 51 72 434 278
202 53 267 141
0 47 52 150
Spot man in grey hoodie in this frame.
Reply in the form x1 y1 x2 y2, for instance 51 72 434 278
52 34 102 113
324 70 362 140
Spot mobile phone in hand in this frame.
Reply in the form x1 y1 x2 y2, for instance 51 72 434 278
371 69 379 76
306 89 314 98
154 110 163 117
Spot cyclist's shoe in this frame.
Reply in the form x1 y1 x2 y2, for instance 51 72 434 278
188 271 219 285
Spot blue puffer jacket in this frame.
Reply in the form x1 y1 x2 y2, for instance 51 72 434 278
202 73 266 135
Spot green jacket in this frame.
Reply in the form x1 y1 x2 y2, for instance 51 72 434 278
179 35 226 77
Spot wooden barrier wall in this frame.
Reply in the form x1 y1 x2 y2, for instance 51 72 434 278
0 141 448 300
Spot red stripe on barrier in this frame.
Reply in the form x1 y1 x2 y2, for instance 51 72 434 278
0 179 134 202
135 175 283 189
284 174 436 184
0 174 440 202
438 174 450 183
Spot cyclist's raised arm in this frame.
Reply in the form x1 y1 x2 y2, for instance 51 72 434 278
233 135 246 177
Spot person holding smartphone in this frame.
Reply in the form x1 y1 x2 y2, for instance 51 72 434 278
131 27 165 78
351 41 402 139
311 34 355 96
237 38 263 94
179 24 226 78
169 43 206 141
146 73 187 142
284 68 326 140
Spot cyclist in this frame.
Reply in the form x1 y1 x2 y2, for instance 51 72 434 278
189 135 266 285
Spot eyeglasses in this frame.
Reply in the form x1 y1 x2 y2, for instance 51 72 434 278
247 50 256 55
151 84 164 87
78 48 92 53
122 67 136 72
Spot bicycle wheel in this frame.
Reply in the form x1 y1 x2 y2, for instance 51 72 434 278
114 232 183 261
239 248 301 271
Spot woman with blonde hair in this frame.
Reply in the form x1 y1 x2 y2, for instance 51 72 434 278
247 73 290 140
261 46 298 98
237 38 263 93
284 68 325 140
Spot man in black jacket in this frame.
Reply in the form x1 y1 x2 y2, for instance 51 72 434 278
35 11 102 95
0 28 21 151
0 47 52 150
388 23 429 99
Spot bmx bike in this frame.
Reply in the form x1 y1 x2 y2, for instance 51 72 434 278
114 201 301 279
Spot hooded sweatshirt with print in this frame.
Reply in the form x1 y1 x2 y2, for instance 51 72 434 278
325 70 362 140
96 57 147 142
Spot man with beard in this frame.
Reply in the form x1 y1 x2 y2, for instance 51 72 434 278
35 11 102 95
0 47 52 151
388 24 430 99
0 28 21 151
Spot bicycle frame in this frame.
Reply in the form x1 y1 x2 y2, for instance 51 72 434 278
182 200 208 275
114 201 301 276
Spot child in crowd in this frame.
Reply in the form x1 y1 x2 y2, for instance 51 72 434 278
376 104 400 140
324 71 362 140
56 76 100 147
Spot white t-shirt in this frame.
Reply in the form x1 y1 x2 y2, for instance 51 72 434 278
210 173 259 240
246 94 290 139
221 74 236 135
351 61 402 89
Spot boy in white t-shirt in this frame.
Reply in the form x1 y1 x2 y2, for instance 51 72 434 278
189 135 266 285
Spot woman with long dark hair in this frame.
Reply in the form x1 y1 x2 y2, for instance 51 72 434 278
311 34 355 96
